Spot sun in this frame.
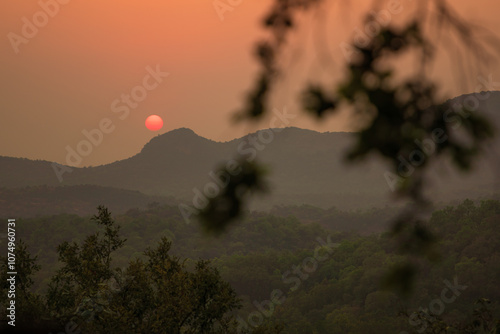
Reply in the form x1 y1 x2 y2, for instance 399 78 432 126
145 115 163 131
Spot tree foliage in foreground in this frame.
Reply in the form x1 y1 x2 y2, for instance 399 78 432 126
1 206 247 334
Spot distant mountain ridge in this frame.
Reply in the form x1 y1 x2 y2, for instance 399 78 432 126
0 128 384 206
0 185 174 218
1 92 499 214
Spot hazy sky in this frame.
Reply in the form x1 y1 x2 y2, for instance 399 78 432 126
1 0 499 166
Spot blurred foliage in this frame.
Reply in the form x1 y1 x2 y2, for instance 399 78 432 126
199 160 268 234
197 0 498 295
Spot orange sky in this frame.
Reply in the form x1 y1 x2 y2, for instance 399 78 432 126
1 0 499 166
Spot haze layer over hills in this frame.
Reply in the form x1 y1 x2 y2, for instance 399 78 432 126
1 92 499 217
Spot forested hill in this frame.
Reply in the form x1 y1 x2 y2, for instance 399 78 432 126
0 185 175 217
3 199 499 333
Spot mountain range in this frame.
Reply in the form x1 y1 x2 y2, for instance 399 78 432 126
1 92 499 217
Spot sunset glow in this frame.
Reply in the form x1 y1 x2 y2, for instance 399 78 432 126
0 0 499 165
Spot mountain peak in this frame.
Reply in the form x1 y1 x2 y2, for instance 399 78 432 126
149 128 200 143
139 128 208 155
165 127 196 136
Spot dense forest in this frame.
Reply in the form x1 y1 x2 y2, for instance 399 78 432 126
1 199 499 333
